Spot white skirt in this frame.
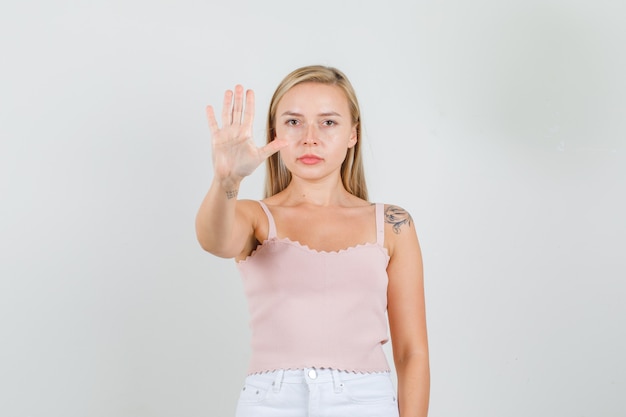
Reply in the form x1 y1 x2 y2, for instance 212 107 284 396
235 368 399 417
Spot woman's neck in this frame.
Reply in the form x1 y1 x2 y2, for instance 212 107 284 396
280 176 353 207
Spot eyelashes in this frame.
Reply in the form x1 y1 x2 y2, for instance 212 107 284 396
284 119 337 127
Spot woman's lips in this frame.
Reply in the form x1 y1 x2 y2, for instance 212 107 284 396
297 155 323 165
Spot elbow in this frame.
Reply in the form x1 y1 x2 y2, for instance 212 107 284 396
196 237 214 255
197 242 235 259
195 221 219 255
394 349 430 384
196 235 228 258
195 230 240 259
394 347 430 369
195 229 219 255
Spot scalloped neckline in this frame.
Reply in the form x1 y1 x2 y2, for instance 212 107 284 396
237 236 389 264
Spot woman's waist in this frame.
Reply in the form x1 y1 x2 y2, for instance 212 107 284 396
247 367 391 383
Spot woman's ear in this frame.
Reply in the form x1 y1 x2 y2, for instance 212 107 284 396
348 125 358 148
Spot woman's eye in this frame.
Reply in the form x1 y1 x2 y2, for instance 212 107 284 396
322 120 336 126
287 119 299 126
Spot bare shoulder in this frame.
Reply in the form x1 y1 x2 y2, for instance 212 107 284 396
237 198 263 212
383 204 414 235
383 204 418 257
236 199 266 228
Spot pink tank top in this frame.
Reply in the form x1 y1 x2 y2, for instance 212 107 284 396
237 201 391 374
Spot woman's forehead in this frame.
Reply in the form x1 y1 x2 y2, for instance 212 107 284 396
277 83 349 114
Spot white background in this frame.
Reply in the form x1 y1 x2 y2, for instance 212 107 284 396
1 0 624 416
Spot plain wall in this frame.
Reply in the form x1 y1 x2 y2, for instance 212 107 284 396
1 0 624 416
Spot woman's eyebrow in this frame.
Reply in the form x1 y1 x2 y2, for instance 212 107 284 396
318 111 342 118
280 111 343 117
280 111 304 117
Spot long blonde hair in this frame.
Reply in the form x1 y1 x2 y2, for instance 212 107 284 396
264 65 368 200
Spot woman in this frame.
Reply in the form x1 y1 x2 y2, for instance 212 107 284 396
196 65 429 417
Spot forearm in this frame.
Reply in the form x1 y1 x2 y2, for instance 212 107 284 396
396 351 430 417
195 177 242 257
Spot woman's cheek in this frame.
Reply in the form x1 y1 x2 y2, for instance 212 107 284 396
281 132 301 144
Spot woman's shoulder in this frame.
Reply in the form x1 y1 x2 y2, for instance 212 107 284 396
237 198 264 212
379 203 418 257
236 199 269 228
380 203 414 235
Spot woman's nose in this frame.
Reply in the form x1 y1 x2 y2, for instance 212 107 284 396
302 124 318 145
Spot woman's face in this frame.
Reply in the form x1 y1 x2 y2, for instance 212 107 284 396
274 82 357 181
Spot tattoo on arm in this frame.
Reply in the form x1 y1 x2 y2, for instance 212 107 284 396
385 205 413 234
225 189 238 199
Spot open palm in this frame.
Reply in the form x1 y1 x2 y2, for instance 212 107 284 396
206 85 286 185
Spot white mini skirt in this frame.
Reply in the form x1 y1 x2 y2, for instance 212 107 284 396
235 368 399 417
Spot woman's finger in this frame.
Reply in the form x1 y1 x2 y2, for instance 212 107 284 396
221 89 233 126
206 105 219 135
232 85 244 125
242 89 255 129
259 139 288 160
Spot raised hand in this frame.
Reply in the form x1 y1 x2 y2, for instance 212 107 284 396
206 85 287 189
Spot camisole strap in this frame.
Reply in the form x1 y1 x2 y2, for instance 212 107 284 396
375 203 385 246
258 201 277 239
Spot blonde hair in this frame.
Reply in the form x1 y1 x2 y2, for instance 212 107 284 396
264 65 368 200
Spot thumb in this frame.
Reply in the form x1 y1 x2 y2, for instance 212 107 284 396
259 139 288 160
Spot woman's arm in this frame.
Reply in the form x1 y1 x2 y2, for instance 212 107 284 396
195 179 251 258
385 205 430 417
195 85 286 258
